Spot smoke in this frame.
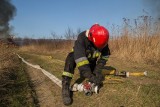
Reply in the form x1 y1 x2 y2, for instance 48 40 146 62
143 0 160 19
0 0 16 38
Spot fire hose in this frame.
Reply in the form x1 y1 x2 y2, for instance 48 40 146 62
17 54 147 96
70 69 148 96
102 69 147 77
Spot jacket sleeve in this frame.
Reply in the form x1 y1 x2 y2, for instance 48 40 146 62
73 33 92 78
95 44 111 70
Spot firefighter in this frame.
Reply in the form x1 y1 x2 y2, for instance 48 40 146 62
62 24 110 105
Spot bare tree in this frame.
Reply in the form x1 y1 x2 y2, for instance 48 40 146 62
64 27 75 40
51 31 58 40
75 28 81 39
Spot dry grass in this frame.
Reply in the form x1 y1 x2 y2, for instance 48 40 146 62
19 39 74 55
109 16 160 65
19 35 160 66
18 16 160 66
19 51 160 107
0 42 37 106
109 34 160 65
16 16 160 106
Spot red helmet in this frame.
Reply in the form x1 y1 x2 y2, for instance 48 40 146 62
88 24 109 49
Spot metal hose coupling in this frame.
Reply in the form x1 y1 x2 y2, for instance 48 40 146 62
70 82 99 96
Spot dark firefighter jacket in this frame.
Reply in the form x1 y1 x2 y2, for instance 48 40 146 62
73 30 111 78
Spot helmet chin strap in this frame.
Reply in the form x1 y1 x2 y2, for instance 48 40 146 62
92 37 96 43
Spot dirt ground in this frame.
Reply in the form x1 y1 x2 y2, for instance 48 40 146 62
26 66 64 107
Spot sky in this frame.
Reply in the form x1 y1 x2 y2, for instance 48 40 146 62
10 0 154 38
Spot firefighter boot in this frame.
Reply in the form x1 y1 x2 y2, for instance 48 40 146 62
62 76 72 105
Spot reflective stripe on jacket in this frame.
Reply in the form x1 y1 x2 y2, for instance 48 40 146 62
73 30 111 73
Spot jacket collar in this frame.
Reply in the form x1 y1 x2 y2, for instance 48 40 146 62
85 30 89 37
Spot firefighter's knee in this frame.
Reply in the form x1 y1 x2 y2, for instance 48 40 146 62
64 52 76 74
62 71 74 79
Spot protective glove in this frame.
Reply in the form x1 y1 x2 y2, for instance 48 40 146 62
89 75 103 86
93 65 105 83
95 72 104 82
80 70 102 86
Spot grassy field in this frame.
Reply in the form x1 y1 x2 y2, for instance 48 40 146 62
1 16 159 106
18 50 160 107
17 17 160 106
0 42 38 107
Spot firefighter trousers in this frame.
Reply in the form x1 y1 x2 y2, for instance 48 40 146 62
62 52 96 83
